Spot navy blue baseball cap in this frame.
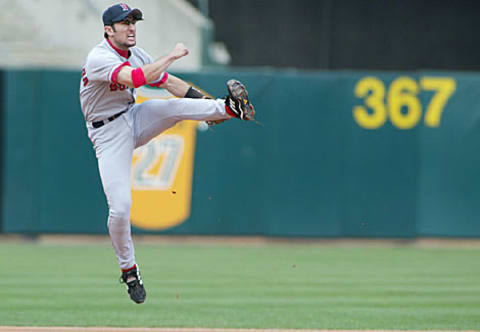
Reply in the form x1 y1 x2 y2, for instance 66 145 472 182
102 3 143 25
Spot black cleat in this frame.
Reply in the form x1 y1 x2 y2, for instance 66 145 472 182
120 265 146 304
225 79 255 121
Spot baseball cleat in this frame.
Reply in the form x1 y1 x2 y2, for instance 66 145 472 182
225 79 255 121
120 265 146 304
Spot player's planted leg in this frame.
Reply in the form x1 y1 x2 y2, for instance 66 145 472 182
120 265 146 304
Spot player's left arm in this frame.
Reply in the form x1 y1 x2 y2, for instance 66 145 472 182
158 74 191 97
159 74 211 99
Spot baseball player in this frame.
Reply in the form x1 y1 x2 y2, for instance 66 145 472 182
79 3 255 304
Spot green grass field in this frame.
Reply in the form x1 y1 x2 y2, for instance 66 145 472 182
1 240 479 330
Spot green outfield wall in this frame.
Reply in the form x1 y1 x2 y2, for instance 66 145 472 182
2 69 479 237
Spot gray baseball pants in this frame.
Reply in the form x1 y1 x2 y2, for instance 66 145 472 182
87 98 229 269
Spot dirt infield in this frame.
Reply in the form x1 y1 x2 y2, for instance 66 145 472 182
4 234 480 247
1 328 477 332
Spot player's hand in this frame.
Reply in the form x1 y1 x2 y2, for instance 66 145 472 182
171 43 189 59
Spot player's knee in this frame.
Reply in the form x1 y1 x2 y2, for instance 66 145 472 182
108 199 132 224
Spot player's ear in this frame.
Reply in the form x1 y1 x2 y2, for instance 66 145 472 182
104 25 114 38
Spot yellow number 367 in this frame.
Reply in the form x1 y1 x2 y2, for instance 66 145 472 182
353 76 456 130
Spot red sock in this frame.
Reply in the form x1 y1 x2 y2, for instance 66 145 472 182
122 264 136 273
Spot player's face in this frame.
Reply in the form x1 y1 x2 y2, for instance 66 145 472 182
110 17 137 50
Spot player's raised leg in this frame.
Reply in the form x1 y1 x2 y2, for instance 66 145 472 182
131 97 228 147
132 79 255 148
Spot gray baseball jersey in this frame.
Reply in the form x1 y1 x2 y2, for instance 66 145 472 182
80 39 166 122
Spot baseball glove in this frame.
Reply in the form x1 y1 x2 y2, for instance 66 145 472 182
225 79 255 121
206 79 256 126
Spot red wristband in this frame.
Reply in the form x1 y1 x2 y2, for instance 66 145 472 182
149 72 169 88
131 67 147 88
